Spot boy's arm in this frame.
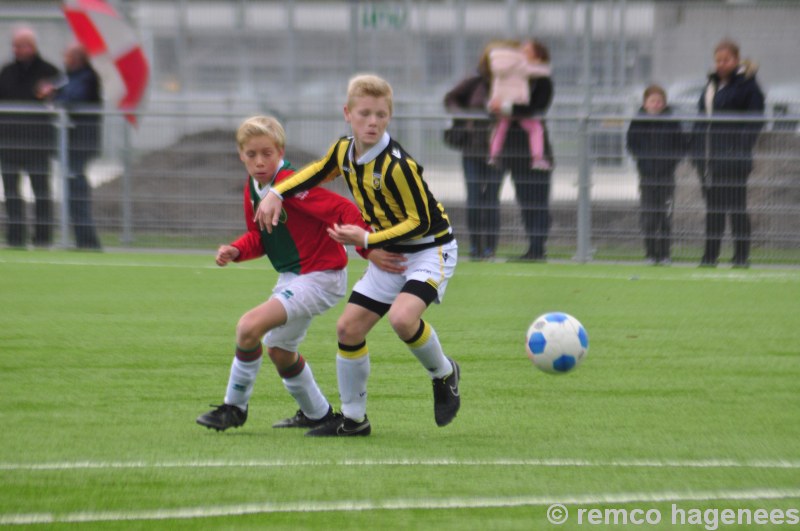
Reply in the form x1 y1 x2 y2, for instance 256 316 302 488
272 139 343 198
297 186 407 272
230 182 267 261
256 139 344 232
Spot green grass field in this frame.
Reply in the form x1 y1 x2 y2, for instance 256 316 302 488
1 250 798 530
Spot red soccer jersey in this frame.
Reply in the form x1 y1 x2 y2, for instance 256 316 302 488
231 162 368 274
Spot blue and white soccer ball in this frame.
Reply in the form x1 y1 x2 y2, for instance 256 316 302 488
526 312 589 374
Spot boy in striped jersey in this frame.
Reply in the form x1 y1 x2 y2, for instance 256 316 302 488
255 74 461 437
196 115 405 432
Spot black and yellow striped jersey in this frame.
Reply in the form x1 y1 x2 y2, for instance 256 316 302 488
272 134 454 253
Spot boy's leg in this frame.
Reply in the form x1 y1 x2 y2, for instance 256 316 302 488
269 346 332 427
196 299 286 431
391 288 460 427
335 301 382 422
389 242 460 426
265 270 347 426
306 300 381 437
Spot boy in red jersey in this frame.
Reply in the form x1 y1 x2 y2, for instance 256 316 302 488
197 115 405 432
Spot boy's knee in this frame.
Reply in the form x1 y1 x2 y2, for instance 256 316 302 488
387 307 418 340
236 314 261 348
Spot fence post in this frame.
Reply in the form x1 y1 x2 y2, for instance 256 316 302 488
574 0 593 263
55 108 71 249
121 119 133 245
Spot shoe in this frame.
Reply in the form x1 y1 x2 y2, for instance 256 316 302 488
699 259 717 268
196 404 247 432
432 358 460 427
658 258 672 266
305 412 371 437
515 251 545 262
272 406 334 428
732 260 750 269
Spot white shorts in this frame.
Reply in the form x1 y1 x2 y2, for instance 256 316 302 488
263 269 347 352
352 240 458 306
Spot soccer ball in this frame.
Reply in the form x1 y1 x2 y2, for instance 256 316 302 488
526 312 589 374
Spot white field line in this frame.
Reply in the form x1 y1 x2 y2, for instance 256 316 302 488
1 488 799 525
1 256 798 283
2 457 799 471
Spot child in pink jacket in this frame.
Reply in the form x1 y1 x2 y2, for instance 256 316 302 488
487 41 551 169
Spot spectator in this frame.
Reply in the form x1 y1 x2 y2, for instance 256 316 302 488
0 26 60 248
487 38 555 262
626 84 686 265
486 40 552 170
443 42 504 260
691 39 765 268
41 43 102 249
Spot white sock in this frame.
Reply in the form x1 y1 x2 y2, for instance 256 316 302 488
224 356 263 410
336 354 370 421
406 321 451 379
282 362 330 420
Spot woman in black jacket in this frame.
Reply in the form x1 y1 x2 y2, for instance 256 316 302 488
443 42 505 259
691 39 765 268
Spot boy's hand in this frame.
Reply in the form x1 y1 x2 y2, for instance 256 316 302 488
327 223 367 247
254 191 283 233
216 244 240 266
367 249 408 274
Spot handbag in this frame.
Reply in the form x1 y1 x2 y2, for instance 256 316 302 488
443 118 472 150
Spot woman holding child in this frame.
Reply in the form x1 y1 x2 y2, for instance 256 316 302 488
487 38 555 261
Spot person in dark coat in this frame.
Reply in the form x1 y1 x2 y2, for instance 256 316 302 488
488 38 554 261
0 26 60 247
626 84 686 265
42 43 103 249
691 39 765 268
443 41 505 259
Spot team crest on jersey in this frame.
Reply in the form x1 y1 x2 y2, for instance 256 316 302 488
372 173 382 190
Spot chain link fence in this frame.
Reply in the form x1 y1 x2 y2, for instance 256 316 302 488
1 107 798 265
1 1 799 264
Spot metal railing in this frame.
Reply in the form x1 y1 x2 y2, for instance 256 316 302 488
1 105 799 265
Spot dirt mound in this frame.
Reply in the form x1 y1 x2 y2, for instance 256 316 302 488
94 129 322 233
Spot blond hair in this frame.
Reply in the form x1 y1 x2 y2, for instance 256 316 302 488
236 115 285 151
346 74 393 115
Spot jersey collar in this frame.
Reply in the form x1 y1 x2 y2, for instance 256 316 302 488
251 159 286 199
350 132 390 165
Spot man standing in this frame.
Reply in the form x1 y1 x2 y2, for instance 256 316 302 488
49 43 103 249
0 26 60 248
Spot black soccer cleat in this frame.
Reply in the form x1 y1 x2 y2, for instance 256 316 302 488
272 406 334 428
305 412 371 437
196 404 248 432
432 358 460 427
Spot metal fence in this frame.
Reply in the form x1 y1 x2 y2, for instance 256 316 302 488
2 106 798 265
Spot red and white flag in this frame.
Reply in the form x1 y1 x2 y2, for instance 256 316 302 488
62 0 149 125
